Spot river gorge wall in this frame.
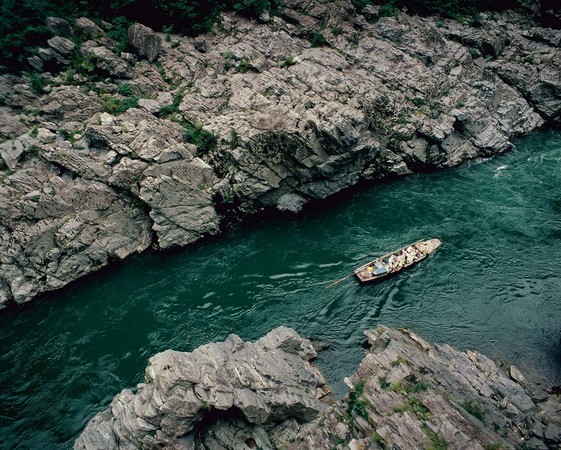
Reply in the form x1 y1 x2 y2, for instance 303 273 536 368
0 0 560 307
75 326 561 449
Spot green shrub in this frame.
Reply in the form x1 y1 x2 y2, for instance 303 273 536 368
229 130 240 149
102 95 139 114
106 16 132 54
351 0 372 11
424 426 448 450
411 381 430 392
183 121 217 154
379 3 397 17
280 55 297 68
26 72 48 96
157 91 184 119
394 396 430 419
117 83 134 97
347 380 370 419
309 32 328 47
461 399 486 422
162 24 173 42
233 0 268 16
379 376 390 389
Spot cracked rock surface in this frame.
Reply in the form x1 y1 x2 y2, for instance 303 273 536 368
1 0 560 306
75 326 561 449
74 326 326 450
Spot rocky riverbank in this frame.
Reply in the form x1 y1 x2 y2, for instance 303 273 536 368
1 0 560 307
75 326 561 449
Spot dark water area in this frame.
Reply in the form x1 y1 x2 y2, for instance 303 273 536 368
1 131 561 449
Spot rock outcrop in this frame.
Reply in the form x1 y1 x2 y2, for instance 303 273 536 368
76 326 561 449
298 326 561 449
74 326 327 450
128 23 162 62
1 0 561 307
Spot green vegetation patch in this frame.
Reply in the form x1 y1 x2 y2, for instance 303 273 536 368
391 380 431 394
351 0 520 23
102 82 139 115
347 380 371 419
183 121 218 154
460 399 486 423
394 396 430 420
423 425 449 450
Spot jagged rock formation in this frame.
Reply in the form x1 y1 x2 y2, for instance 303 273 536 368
75 326 561 449
298 326 561 449
128 23 162 62
1 0 560 307
74 326 327 450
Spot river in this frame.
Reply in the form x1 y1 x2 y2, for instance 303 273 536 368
1 131 560 448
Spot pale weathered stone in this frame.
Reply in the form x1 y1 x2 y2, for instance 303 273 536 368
75 17 104 39
47 36 76 55
76 326 561 450
74 327 325 450
46 17 72 37
81 42 130 79
128 24 162 62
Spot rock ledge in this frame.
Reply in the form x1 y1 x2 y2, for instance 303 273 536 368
76 326 561 450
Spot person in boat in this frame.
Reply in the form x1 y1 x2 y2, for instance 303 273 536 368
405 247 415 263
393 251 404 268
366 266 374 277
388 254 397 270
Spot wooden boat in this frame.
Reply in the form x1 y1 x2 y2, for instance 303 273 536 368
354 239 442 283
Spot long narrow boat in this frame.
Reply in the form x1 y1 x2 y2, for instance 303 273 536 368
354 239 442 283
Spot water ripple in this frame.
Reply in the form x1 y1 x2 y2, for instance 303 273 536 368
1 132 561 448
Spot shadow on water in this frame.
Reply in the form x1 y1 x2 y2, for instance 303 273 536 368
1 131 561 448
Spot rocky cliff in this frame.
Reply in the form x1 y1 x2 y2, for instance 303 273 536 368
1 0 560 307
75 326 561 449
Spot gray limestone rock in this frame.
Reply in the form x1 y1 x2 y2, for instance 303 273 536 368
28 56 44 72
128 23 162 62
46 17 73 37
0 139 26 170
75 17 104 39
139 167 220 249
74 327 325 450
81 42 130 79
47 36 76 56
277 192 307 212
75 326 561 450
0 158 152 304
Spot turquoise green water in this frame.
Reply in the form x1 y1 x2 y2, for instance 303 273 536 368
1 131 561 449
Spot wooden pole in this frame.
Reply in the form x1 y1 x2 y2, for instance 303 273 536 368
325 273 355 289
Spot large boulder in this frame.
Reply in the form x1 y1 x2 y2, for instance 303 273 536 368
80 42 131 79
47 36 76 56
74 325 561 450
0 156 153 306
75 17 104 39
128 23 162 62
74 327 326 450
46 17 72 37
